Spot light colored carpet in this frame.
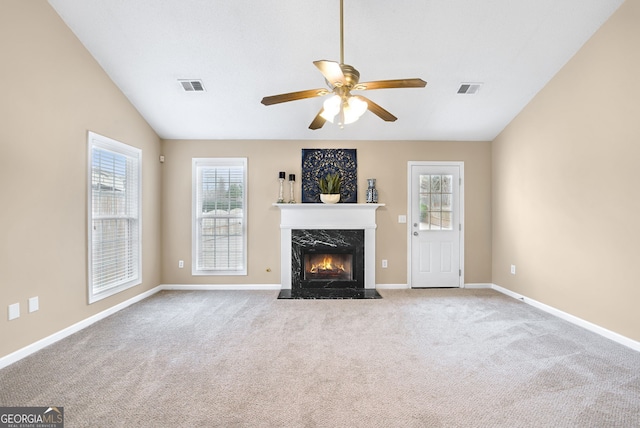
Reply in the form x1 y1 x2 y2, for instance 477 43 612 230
1 289 639 427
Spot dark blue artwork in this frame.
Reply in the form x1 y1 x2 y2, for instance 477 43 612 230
301 149 357 203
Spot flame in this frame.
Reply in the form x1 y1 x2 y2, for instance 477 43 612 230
309 255 345 274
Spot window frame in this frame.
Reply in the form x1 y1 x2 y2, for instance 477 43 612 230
192 157 248 276
87 131 142 303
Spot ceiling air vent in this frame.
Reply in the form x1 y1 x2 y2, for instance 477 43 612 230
457 83 482 95
179 79 205 92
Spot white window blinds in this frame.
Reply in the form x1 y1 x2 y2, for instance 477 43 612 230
192 158 247 275
88 132 141 303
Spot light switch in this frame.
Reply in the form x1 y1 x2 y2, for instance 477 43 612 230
398 215 407 224
8 303 20 320
29 296 39 313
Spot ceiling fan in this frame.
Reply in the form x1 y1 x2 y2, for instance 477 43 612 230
260 0 427 130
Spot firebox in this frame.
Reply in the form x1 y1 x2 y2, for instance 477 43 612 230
291 229 365 290
304 249 354 282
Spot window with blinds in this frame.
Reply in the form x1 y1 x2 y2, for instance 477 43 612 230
192 158 247 275
88 132 142 303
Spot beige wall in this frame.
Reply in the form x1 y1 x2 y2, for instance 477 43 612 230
492 0 640 341
0 1 162 358
161 140 492 286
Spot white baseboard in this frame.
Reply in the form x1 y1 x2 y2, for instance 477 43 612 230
377 283 492 290
463 283 493 289
491 283 640 353
161 284 281 291
376 283 409 289
0 285 164 370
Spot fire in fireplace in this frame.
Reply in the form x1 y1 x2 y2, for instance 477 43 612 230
304 252 353 281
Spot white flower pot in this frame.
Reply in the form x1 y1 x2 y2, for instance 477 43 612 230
320 194 340 204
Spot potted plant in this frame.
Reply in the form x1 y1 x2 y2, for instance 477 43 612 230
318 172 341 203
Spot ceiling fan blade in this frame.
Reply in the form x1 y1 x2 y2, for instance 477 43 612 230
261 88 329 106
313 60 347 87
355 95 397 122
309 109 327 130
354 78 427 91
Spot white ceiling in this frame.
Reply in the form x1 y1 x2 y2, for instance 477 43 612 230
48 0 623 141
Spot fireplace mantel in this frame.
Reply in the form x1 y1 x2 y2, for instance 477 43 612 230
273 203 384 230
274 203 384 290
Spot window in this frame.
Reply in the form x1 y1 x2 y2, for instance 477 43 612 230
192 158 247 275
419 174 453 230
88 132 141 303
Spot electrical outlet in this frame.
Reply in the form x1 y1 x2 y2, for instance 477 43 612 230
178 260 184 268
510 264 516 275
29 296 39 313
382 259 388 268
8 303 20 320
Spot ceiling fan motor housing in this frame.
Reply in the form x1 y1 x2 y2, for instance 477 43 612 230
339 64 360 88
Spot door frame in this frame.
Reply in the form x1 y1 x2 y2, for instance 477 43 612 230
407 161 465 288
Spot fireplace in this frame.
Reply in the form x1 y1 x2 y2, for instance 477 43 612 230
274 203 383 299
292 229 364 291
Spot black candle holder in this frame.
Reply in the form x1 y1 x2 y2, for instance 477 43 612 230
288 174 296 203
277 171 285 203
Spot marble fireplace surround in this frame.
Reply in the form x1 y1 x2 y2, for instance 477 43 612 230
274 204 384 290
292 229 365 289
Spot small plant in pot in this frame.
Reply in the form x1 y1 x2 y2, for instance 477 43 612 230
318 172 341 204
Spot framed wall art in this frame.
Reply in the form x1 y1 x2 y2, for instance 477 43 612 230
301 149 357 203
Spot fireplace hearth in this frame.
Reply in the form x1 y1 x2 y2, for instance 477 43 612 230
277 288 382 299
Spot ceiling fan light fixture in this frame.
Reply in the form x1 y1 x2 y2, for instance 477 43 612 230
343 96 368 124
320 95 342 122
320 95 368 126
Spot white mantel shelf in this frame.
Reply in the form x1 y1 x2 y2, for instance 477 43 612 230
274 203 384 289
273 203 384 230
272 203 385 208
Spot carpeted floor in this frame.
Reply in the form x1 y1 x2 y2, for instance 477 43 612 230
1 288 639 427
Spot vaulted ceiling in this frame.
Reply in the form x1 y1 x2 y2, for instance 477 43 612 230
48 0 623 141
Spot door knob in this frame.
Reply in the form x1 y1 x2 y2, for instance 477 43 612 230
413 232 418 236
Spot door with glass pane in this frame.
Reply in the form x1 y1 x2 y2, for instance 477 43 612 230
409 162 463 287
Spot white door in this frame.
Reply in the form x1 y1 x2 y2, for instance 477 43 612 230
409 162 463 288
